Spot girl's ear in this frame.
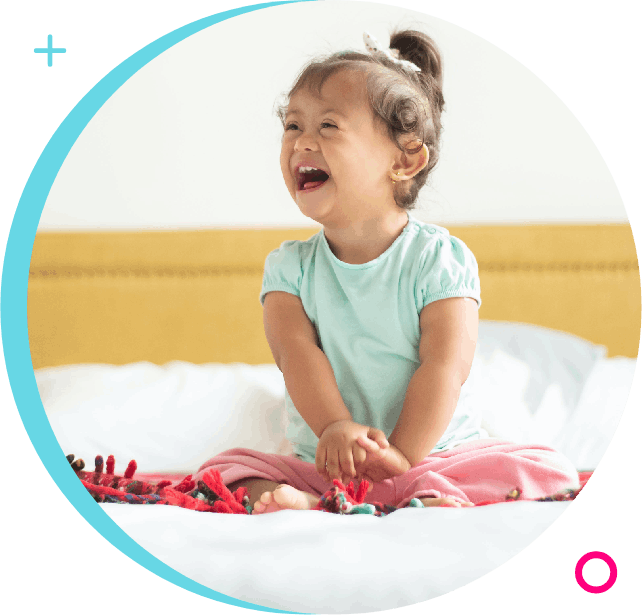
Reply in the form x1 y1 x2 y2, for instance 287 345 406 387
401 139 430 179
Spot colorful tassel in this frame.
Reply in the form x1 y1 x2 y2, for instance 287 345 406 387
69 453 590 517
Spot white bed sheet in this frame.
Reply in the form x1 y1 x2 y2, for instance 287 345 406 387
103 500 570 613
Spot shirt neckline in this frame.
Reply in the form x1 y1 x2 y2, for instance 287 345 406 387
321 213 415 270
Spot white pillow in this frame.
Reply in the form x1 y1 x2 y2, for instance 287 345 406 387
476 321 607 412
37 362 289 474
552 357 636 470
472 321 614 461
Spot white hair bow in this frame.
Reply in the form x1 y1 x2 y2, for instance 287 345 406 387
363 32 421 72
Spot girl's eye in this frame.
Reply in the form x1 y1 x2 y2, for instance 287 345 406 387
285 122 336 130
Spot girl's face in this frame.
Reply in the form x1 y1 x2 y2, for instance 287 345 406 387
280 69 401 226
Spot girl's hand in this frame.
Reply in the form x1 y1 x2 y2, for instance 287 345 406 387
316 420 389 484
355 439 412 486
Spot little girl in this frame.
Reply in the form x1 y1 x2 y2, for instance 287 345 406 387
197 29 579 513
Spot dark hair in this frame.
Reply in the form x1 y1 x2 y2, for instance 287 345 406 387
277 29 445 210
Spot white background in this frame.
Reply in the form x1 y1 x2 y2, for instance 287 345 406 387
36 1 626 230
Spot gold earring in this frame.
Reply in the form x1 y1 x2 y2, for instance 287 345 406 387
391 170 402 183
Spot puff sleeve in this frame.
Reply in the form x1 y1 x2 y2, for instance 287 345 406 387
259 240 304 305
414 233 481 313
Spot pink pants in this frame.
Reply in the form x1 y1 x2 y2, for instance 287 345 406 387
196 439 580 507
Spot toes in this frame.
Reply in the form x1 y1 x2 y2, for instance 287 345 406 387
253 491 274 514
443 499 475 507
259 491 273 505
272 484 317 510
253 501 266 514
272 485 295 507
418 497 473 508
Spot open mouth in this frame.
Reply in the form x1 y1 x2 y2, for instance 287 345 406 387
296 166 330 192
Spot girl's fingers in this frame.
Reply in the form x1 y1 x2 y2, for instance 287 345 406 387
315 445 327 477
356 435 380 452
352 442 367 470
368 427 389 449
326 449 341 482
339 447 356 481
354 442 368 461
357 436 386 461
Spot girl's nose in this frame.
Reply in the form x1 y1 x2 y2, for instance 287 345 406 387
294 143 318 152
294 133 319 152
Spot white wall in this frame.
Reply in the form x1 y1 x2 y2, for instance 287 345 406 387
39 1 628 229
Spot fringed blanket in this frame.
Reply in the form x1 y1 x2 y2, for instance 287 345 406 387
69 454 591 517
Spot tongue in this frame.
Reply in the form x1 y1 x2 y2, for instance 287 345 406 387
303 180 325 190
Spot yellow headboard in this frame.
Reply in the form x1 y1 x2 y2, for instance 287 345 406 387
28 224 640 369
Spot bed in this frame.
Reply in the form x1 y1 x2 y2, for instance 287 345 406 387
28 223 639 613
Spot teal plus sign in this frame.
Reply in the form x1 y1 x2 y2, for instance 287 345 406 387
34 35 66 67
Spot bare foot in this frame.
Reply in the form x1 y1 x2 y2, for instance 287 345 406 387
253 484 320 514
419 497 475 508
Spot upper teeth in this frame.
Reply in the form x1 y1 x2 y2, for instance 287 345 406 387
299 166 322 173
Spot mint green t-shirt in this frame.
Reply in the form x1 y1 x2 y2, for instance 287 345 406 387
260 213 483 463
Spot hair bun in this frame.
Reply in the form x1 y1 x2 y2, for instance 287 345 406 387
389 29 444 113
389 30 443 83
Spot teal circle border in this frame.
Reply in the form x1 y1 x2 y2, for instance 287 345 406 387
1 3 311 612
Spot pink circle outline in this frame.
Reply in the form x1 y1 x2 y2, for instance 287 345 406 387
575 551 617 593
